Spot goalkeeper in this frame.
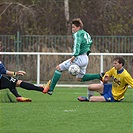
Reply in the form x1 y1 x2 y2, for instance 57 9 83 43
0 61 47 102
43 18 104 95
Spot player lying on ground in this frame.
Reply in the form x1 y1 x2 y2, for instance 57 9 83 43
43 18 104 95
78 56 133 102
0 61 47 102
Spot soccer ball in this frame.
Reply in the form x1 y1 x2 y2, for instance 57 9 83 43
68 64 80 76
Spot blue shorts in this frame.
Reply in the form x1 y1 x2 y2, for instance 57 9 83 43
101 84 122 102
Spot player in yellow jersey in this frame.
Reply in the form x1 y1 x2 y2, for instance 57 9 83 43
78 56 133 102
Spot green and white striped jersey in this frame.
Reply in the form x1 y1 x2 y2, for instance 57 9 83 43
72 29 92 56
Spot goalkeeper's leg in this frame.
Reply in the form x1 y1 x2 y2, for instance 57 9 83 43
2 76 21 97
18 80 44 92
1 76 32 102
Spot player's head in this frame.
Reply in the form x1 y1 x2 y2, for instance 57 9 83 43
113 56 125 66
71 18 83 33
113 56 125 70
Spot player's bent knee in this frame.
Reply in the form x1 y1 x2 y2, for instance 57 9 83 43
88 85 91 89
16 80 23 86
88 84 93 91
56 65 62 71
76 78 82 81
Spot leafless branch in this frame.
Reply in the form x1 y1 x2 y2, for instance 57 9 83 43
0 2 12 16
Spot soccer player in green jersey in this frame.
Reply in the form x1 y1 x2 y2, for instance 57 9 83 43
78 56 133 102
43 18 103 95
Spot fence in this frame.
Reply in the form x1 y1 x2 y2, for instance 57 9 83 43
0 32 133 53
1 52 133 87
0 33 133 86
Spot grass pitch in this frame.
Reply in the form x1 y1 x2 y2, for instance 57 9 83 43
0 87 133 133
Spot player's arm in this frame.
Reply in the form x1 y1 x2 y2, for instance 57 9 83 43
72 33 81 57
124 75 133 88
0 61 26 77
6 70 26 77
71 33 82 63
102 68 114 83
0 61 6 74
103 74 110 83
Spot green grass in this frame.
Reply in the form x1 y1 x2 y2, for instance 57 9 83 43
0 87 133 133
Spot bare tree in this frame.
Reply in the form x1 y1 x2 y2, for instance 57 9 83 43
0 0 132 35
64 0 71 34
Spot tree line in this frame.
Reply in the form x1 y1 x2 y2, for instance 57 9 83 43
0 0 132 35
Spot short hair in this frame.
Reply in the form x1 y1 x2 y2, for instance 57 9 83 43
113 56 125 66
72 18 83 29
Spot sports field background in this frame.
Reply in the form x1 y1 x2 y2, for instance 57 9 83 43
0 87 133 133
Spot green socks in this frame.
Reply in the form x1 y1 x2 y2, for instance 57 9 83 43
50 70 62 91
49 71 100 91
82 73 100 82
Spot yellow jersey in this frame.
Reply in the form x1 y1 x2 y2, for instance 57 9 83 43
105 67 133 101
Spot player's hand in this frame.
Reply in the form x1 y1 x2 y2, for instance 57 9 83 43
103 74 109 83
70 56 75 63
16 71 26 76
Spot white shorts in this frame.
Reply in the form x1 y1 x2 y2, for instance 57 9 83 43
59 54 88 78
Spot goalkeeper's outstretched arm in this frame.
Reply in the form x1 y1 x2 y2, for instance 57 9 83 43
6 70 26 77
